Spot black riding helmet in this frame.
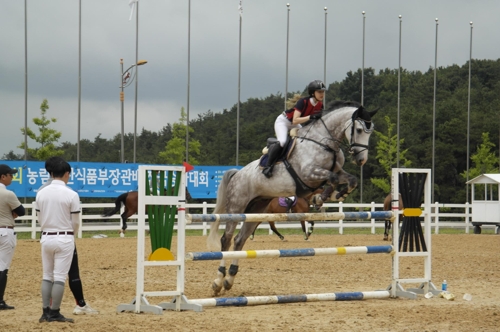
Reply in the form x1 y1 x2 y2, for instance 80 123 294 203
308 80 327 96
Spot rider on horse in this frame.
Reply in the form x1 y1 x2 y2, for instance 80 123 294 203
262 80 326 178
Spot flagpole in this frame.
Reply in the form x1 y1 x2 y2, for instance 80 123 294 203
24 0 28 163
397 15 402 168
236 1 242 166
323 7 327 106
77 0 82 162
285 3 290 111
360 10 365 204
186 0 191 163
432 18 438 203
361 11 365 105
466 21 473 203
133 1 139 163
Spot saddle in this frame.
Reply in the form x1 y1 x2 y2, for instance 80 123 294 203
258 130 299 168
259 129 336 197
278 196 298 209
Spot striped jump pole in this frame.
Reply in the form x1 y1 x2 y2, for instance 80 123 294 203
186 211 394 224
188 290 390 307
186 245 393 261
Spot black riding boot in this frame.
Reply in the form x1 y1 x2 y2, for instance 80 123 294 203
262 144 283 178
0 270 14 310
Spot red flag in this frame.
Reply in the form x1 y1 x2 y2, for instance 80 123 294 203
183 161 194 172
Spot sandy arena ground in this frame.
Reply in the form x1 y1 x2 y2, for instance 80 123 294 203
1 233 499 331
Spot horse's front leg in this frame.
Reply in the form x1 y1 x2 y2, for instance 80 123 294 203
300 221 307 239
308 221 315 238
326 169 358 202
304 168 337 207
212 221 238 294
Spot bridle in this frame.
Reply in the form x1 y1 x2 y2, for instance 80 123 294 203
343 116 374 156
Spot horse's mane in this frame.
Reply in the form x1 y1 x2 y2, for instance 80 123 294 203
323 100 362 114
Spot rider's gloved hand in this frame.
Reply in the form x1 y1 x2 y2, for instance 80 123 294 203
310 113 322 120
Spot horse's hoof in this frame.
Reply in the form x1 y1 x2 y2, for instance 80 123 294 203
212 281 223 294
250 234 254 240
120 232 125 238
383 235 388 241
223 279 233 291
279 236 285 241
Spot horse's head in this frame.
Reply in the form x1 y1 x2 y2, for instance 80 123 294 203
318 101 378 166
344 105 378 166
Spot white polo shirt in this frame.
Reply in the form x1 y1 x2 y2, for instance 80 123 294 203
36 180 80 233
0 183 22 227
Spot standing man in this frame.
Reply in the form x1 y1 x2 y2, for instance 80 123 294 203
0 164 25 310
36 159 79 323
39 157 98 315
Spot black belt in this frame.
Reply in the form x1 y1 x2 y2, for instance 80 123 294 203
0 226 14 229
42 231 74 236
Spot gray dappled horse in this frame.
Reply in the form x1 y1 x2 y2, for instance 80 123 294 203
206 101 378 294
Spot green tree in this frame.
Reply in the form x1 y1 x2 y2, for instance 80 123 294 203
371 115 412 193
159 108 201 164
461 132 498 180
19 99 64 160
1 151 23 160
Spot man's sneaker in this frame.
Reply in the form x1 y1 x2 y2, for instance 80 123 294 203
0 301 14 310
48 309 74 323
73 304 99 315
39 307 50 323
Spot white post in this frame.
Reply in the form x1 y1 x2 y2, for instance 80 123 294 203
370 201 376 234
117 166 201 314
338 202 344 234
202 201 208 236
434 202 440 234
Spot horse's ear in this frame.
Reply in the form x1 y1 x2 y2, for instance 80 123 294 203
352 106 364 120
368 108 379 118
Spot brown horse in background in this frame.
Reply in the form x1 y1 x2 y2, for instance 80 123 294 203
102 188 191 235
383 193 403 241
250 196 314 241
249 187 328 241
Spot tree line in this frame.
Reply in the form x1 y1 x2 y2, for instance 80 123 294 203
4 59 500 204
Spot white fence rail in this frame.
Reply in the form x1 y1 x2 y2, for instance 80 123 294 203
13 201 485 239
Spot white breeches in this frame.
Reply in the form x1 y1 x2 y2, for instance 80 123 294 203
0 229 16 270
275 114 301 147
41 234 75 283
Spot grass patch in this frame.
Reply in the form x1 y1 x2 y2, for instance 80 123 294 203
14 226 497 240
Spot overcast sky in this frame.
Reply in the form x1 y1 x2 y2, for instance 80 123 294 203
1 0 499 159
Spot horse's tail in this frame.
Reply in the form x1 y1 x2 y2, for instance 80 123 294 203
207 169 238 250
102 192 128 217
